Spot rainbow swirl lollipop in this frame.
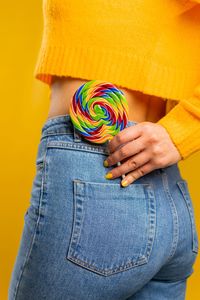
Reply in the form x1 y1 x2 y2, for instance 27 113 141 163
69 80 129 144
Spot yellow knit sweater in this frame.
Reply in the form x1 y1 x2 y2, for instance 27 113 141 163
34 0 200 160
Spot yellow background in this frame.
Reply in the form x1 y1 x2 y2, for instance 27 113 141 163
1 1 199 299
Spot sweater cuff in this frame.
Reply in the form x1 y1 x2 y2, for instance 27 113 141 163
156 87 200 160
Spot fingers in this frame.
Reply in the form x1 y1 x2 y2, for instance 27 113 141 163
108 123 143 154
104 149 151 182
105 136 146 167
121 162 154 187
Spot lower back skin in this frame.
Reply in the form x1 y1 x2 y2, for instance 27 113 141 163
47 76 167 123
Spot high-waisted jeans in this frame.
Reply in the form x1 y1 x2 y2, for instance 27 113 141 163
8 114 199 300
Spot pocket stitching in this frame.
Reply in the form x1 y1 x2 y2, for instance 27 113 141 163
66 180 156 276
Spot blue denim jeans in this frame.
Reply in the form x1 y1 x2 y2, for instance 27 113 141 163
9 114 199 300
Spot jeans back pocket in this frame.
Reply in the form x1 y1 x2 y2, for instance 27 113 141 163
66 179 156 276
177 180 199 254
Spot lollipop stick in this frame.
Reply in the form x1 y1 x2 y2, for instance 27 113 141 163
108 140 125 180
117 162 126 180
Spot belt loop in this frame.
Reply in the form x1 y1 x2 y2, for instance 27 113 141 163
73 126 82 142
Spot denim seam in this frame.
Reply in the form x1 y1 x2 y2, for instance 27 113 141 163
41 131 73 140
144 183 157 261
161 171 179 263
73 126 82 142
176 180 199 254
68 181 85 256
13 137 49 300
46 141 110 155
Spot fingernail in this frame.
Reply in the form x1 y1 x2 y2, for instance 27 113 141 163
103 160 109 167
121 180 129 187
105 172 113 179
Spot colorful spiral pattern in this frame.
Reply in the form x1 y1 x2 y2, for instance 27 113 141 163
69 79 129 144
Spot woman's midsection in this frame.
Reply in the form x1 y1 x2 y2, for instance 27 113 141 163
47 76 167 123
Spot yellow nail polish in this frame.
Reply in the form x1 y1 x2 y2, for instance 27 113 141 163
103 160 109 167
105 172 113 179
121 180 129 187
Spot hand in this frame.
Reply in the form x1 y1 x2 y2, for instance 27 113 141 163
104 121 182 187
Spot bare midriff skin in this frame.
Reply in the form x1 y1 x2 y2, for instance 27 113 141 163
47 76 167 123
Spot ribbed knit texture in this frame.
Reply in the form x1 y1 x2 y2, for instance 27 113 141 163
34 0 200 160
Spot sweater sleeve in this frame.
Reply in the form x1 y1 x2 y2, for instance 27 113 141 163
156 84 200 160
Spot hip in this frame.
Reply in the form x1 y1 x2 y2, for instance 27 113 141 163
8 114 199 299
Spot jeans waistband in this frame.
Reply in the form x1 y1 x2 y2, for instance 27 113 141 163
41 114 138 141
40 113 182 182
